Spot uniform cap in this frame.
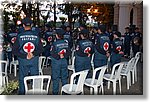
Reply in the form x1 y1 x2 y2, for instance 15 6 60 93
98 25 106 33
56 28 65 35
113 31 121 37
80 24 87 28
22 17 33 26
125 27 129 29
80 29 89 35
93 26 98 30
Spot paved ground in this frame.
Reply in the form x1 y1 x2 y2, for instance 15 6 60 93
7 57 143 95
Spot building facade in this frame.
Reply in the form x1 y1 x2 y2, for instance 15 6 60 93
114 1 143 34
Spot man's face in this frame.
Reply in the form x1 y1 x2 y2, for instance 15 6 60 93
97 29 101 34
80 27 84 31
66 27 70 31
93 29 97 33
135 29 139 32
125 29 129 32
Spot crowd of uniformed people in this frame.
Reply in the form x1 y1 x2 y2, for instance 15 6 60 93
0 17 142 95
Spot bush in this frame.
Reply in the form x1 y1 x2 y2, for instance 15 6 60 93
2 81 19 95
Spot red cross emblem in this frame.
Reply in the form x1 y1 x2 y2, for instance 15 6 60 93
116 46 121 52
11 37 16 43
48 36 52 42
58 49 66 55
23 42 35 53
84 47 91 53
0 45 3 52
103 42 109 51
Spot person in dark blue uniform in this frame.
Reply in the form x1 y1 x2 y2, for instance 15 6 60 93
123 27 131 58
43 23 54 57
64 25 73 49
74 29 94 81
12 17 43 95
50 28 71 95
131 27 142 56
93 26 110 78
6 24 18 63
109 31 124 68
91 26 99 44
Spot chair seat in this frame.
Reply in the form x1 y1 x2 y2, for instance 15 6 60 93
121 68 128 74
62 84 82 95
103 74 117 81
11 60 19 65
26 89 48 95
84 78 103 87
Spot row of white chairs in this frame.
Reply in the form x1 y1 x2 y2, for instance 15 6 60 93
23 63 122 95
65 52 141 95
1 52 141 95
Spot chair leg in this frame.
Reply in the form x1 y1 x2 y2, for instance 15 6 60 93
94 87 98 95
90 87 93 94
127 74 130 90
119 79 121 94
9 64 12 74
14 65 17 77
2 77 5 86
6 76 8 86
132 70 135 84
113 81 116 95
107 81 110 89
135 67 137 82
101 84 104 95
129 74 131 86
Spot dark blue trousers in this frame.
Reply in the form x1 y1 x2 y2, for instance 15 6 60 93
18 56 39 95
93 51 107 79
51 57 68 95
109 52 122 68
124 42 130 56
74 55 91 83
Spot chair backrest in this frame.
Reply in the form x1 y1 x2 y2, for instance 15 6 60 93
39 56 46 70
91 65 107 85
122 58 135 74
0 60 8 76
69 70 89 92
91 54 94 70
110 63 124 80
71 50 75 59
71 56 75 69
24 75 51 94
134 52 141 66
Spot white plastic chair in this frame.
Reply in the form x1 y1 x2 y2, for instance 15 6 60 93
131 52 141 84
24 75 51 95
0 60 8 87
84 65 107 95
68 56 75 73
9 57 18 77
39 56 46 75
45 56 51 68
103 63 124 95
120 58 135 89
61 70 89 95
